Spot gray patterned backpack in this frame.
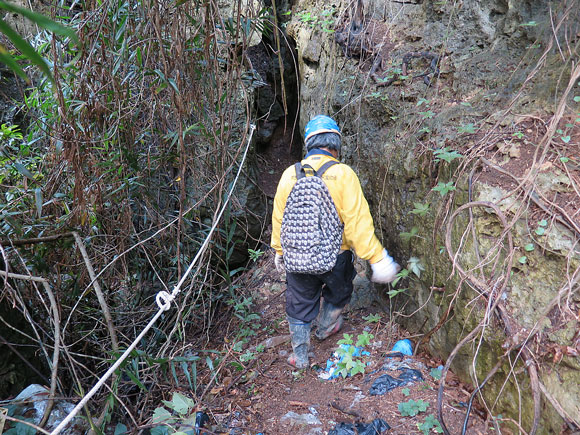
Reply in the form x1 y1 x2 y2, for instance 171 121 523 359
281 161 344 274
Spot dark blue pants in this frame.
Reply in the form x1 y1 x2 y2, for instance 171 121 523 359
286 251 356 323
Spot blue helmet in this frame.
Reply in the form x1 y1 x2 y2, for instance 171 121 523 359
304 115 341 142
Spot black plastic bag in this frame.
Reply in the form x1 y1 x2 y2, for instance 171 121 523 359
369 368 424 395
194 411 209 435
328 418 391 435
397 368 423 384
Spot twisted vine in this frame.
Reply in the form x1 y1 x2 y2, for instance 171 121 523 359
437 201 541 435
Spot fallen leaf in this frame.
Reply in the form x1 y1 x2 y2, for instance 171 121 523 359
508 144 521 158
553 346 563 364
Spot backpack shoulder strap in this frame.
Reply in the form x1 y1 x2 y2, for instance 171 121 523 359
294 162 304 180
296 162 318 179
316 160 339 177
295 161 337 179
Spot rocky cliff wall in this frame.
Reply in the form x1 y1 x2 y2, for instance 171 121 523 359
286 0 580 431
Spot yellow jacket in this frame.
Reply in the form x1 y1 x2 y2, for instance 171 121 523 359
271 153 384 264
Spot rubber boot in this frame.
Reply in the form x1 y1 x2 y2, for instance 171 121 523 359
315 301 343 341
287 317 311 369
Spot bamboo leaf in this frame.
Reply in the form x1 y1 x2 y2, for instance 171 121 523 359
191 360 197 393
0 17 53 81
170 361 179 385
0 1 78 42
181 361 192 389
13 162 34 179
125 369 147 391
34 187 42 218
168 77 179 93
0 47 28 80
115 13 128 42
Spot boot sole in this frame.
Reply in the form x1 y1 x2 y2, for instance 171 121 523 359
287 354 309 369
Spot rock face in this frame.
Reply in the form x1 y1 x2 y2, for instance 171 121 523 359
287 0 580 431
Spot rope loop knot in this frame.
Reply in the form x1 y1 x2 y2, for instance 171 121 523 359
156 291 175 311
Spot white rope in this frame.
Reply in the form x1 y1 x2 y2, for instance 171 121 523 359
50 124 256 434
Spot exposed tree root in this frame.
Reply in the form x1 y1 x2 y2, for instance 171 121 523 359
438 201 543 435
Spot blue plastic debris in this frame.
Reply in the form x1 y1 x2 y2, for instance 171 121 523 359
389 339 413 356
318 344 370 380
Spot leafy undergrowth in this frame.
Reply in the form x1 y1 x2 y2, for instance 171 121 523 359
145 253 493 435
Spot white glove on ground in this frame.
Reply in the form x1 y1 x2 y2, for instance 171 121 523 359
274 253 284 273
371 249 400 283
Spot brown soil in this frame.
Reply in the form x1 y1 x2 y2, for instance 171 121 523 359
199 257 491 434
468 115 580 232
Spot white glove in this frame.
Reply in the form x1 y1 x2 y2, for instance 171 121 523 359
274 253 284 273
371 249 400 283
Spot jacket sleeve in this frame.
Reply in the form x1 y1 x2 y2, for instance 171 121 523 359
338 166 384 264
270 166 294 255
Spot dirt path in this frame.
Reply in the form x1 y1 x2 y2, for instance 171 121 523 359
201 257 492 434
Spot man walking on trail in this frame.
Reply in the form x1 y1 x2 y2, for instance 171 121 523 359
271 114 400 369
